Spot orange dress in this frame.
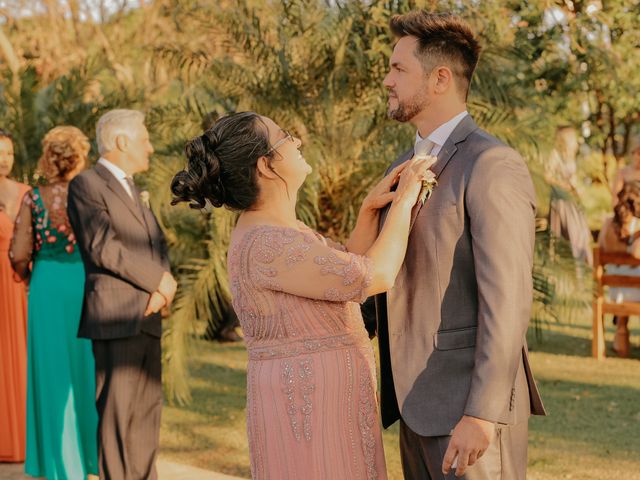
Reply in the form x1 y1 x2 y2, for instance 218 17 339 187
0 183 29 462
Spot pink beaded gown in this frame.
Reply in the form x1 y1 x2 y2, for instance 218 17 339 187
228 224 388 480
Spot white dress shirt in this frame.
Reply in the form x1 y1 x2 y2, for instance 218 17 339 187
414 110 468 156
97 158 134 199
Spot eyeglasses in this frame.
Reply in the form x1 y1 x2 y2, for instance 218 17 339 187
267 130 295 154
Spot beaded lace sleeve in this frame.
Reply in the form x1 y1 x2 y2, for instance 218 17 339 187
248 226 372 303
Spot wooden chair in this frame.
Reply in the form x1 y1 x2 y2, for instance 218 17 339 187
592 246 640 359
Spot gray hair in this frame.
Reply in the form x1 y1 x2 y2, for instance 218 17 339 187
96 109 145 155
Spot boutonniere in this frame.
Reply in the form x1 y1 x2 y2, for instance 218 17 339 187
415 154 438 205
140 190 151 208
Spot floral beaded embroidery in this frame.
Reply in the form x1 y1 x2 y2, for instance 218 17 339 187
313 253 373 303
345 350 361 478
247 333 368 360
253 228 297 263
281 357 315 442
282 360 300 441
286 242 311 266
359 363 378 479
23 186 78 257
314 252 360 285
299 358 315 441
252 227 313 265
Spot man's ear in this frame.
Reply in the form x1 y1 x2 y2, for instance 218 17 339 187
256 156 278 179
114 134 129 152
433 66 453 94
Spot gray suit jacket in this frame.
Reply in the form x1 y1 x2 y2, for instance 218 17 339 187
68 163 170 340
375 115 546 437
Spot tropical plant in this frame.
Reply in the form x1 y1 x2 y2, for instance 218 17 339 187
1 0 629 404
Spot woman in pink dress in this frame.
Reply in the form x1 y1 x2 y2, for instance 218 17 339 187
171 112 431 479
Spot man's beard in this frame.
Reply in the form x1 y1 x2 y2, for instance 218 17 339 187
387 90 429 123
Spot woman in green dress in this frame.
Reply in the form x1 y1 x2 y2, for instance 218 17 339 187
10 126 98 479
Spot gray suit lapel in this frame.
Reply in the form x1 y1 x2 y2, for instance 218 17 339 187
409 115 479 231
95 163 146 228
381 116 479 231
432 115 478 178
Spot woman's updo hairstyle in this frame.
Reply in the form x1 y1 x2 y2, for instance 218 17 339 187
171 112 273 211
38 126 90 181
613 180 640 240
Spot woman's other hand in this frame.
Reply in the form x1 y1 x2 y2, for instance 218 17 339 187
361 162 410 212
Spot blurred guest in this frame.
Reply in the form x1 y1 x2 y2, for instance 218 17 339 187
546 125 593 266
611 137 640 205
598 180 640 358
68 110 176 480
0 128 28 463
10 126 98 478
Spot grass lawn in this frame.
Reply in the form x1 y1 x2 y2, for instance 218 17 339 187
160 315 640 479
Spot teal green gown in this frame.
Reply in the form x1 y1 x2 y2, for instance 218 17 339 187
13 185 98 479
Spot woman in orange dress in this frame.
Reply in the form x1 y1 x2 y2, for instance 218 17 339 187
0 128 29 462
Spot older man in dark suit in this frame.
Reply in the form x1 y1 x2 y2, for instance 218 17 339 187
376 12 546 480
68 109 177 480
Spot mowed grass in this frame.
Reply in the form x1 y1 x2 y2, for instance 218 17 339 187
160 316 640 479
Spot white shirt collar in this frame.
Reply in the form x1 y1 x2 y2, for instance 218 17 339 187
415 110 468 150
98 157 129 181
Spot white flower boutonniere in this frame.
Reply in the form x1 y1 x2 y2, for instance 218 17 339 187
419 171 438 205
415 154 438 205
140 190 151 209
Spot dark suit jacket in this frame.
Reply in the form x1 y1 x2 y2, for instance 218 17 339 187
375 115 546 437
67 162 170 340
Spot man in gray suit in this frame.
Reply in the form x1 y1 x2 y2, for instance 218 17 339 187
375 12 546 479
68 109 177 479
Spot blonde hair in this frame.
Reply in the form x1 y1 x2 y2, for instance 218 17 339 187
96 109 145 155
38 126 90 181
554 126 579 161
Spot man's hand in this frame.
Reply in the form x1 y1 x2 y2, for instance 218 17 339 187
157 271 178 305
144 291 167 316
442 415 495 477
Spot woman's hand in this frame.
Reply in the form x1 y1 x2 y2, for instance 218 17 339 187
361 162 410 212
394 156 437 208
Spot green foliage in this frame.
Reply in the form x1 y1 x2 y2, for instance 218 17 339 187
3 0 634 403
531 229 593 341
0 62 128 179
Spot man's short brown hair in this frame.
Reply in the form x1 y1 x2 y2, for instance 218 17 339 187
390 11 481 98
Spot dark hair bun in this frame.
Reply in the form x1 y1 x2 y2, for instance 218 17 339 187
171 111 271 211
171 134 225 209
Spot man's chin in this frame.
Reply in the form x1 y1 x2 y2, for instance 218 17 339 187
387 108 409 123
